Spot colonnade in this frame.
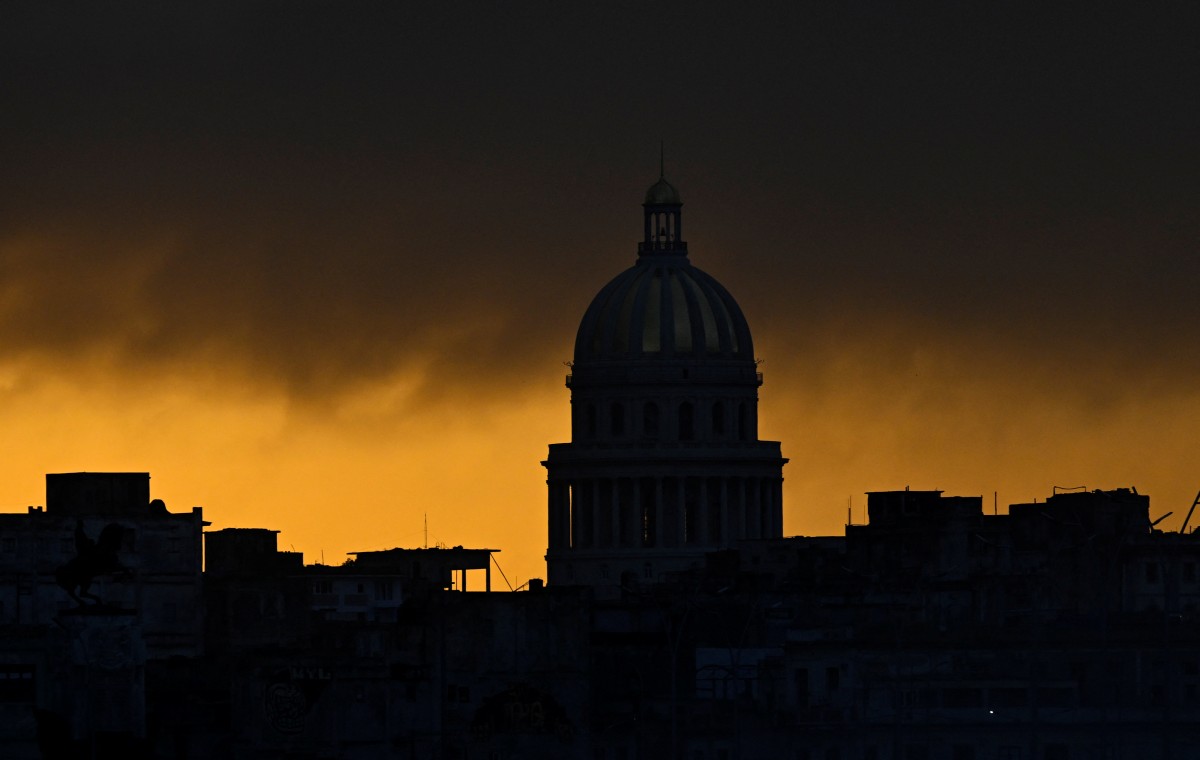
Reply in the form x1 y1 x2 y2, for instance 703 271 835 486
547 474 782 552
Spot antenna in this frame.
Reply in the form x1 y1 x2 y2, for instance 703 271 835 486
1180 490 1200 533
424 513 428 549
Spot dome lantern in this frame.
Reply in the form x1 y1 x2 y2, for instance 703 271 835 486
640 149 685 255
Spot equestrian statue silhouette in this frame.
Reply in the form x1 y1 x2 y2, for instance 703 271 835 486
55 520 129 606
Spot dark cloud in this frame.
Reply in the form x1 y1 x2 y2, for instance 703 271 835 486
1 3 1196 413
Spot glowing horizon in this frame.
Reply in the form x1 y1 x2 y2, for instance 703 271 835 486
2 5 1195 589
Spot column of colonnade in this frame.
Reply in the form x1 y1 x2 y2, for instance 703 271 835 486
550 474 784 551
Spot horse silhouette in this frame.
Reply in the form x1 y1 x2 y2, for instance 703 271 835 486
55 520 128 606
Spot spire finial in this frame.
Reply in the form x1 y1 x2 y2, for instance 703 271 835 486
659 140 665 178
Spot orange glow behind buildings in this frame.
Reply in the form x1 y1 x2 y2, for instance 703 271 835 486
2 317 1196 588
2 5 1196 588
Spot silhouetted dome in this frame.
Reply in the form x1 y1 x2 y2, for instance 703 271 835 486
643 177 681 206
574 257 753 362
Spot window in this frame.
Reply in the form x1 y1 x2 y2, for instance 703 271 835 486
679 402 694 440
643 402 659 437
737 403 747 440
1184 562 1196 583
586 404 597 437
826 666 840 691
712 401 725 436
375 581 394 601
313 579 332 594
611 403 625 435
793 668 809 708
1145 562 1160 584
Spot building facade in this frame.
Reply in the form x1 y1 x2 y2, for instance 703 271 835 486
0 472 205 658
0 472 206 757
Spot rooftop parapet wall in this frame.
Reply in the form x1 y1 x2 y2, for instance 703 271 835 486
46 472 152 517
865 490 983 527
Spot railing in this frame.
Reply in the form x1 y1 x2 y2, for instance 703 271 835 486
567 367 761 386
637 240 688 255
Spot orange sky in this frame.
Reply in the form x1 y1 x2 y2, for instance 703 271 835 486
2 278 1197 588
1 5 1197 587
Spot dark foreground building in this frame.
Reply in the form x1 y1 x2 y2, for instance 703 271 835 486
4 474 1196 759
2 181 1198 758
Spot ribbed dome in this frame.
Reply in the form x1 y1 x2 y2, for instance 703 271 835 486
574 257 753 362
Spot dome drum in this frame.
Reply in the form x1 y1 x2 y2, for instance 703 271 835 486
567 391 761 446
